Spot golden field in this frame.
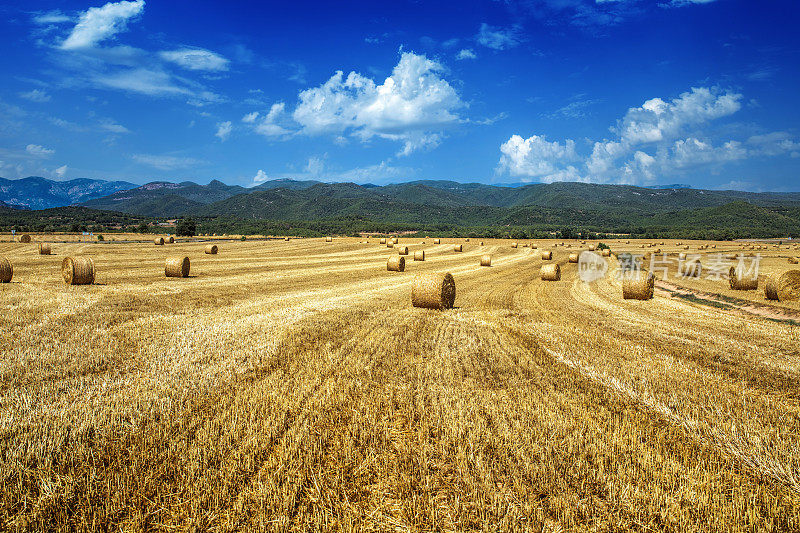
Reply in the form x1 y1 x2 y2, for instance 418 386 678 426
1 235 800 531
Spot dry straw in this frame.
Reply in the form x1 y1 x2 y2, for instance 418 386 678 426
480 254 492 267
154 237 165 245
453 244 463 252
729 265 758 290
413 250 425 261
411 272 455 309
38 243 51 255
62 256 95 285
19 234 31 243
397 246 409 255
165 256 190 278
764 270 800 301
789 257 799 264
622 271 655 300
724 253 737 261
433 238 440 244
568 252 579 263
205 244 218 254
541 250 553 260
387 256 405 272
540 263 561 281
679 259 702 278
0 257 12 283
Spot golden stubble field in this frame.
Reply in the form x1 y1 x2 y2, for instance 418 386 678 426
1 235 800 531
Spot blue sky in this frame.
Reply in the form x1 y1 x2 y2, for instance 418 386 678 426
1 0 799 191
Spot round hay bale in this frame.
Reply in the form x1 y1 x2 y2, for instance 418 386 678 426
588 244 597 251
540 263 560 281
622 271 655 300
479 241 484 246
765 270 800 301
453 244 463 252
38 243 51 255
391 238 398 245
541 250 553 260
531 244 538 249
465 238 470 242
387 242 394 248
711 244 716 248
411 272 455 310
678 252 687 261
165 256 190 278
511 242 518 248
679 259 702 278
154 237 165 245
413 250 425 261
0 257 12 283
676 242 682 246
729 266 758 291
380 237 387 244
167 236 175 244
62 256 95 285
433 238 441 244
325 236 332 242
568 252 579 263
683 245 690 250
397 246 409 255
480 254 492 267
205 244 218 254
565 244 571 248
788 257 799 264
601 249 611 257
284 237 290 241
625 240 630 244
724 253 737 261
18 234 31 243
387 256 405 272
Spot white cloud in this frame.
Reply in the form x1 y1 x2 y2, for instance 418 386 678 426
26 144 55 158
498 86 797 185
293 51 464 155
93 67 191 96
663 0 718 7
616 87 741 145
252 169 269 185
305 156 325 176
456 49 477 60
131 154 205 170
60 0 145 50
159 48 229 71
100 119 130 133
498 134 580 179
19 89 51 102
55 165 68 178
476 23 524 50
215 121 232 141
33 10 73 25
242 111 259 123
254 102 290 137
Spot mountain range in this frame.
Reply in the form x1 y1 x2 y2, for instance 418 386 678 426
0 176 136 210
2 176 800 236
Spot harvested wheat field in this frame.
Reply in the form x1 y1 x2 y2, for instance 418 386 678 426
1 236 800 531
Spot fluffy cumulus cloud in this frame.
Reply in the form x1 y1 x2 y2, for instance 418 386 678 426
253 103 291 138
215 121 232 141
456 48 477 60
499 135 579 180
54 164 68 178
293 52 464 156
159 49 229 71
498 86 799 184
26 144 55 158
252 169 269 185
60 0 144 50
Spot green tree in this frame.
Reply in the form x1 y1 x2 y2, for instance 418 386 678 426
176 218 197 237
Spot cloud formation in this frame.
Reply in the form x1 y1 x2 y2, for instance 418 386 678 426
159 48 230 71
498 86 798 184
293 52 464 156
215 121 232 141
476 23 524 50
60 0 144 50
131 153 205 170
26 144 55 158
